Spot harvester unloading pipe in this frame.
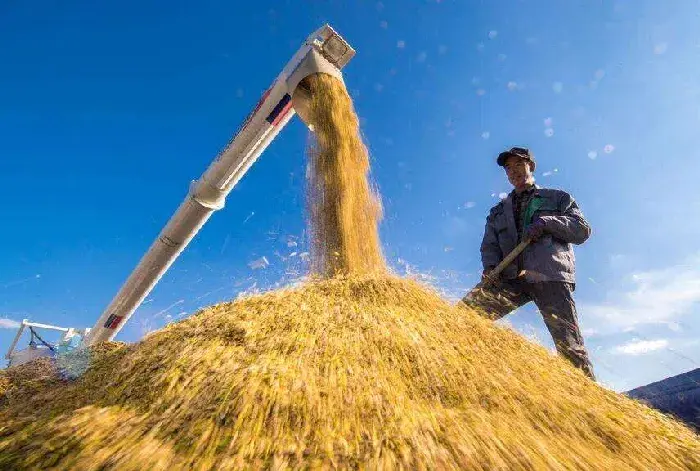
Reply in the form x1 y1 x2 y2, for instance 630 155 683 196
82 25 355 346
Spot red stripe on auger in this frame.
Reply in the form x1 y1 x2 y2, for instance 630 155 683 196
266 93 292 126
104 314 125 329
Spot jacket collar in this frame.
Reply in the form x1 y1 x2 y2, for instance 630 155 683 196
508 183 541 200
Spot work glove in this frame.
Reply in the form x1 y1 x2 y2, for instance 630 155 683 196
481 267 496 282
525 218 547 241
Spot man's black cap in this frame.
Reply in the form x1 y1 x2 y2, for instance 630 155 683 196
497 147 536 170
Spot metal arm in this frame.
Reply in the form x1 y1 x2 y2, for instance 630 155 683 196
5 319 28 361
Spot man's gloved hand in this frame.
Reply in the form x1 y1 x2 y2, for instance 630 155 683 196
481 267 495 281
525 218 547 241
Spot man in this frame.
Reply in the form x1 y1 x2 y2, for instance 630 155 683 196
461 146 596 380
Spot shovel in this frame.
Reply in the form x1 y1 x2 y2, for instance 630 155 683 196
461 238 531 304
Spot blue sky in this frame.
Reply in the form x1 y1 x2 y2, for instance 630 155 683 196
2 0 700 392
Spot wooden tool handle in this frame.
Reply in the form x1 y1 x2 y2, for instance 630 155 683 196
483 238 531 284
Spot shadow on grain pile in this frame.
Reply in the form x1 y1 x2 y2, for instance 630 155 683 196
0 74 698 470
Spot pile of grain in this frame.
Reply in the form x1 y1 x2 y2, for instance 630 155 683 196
1 276 698 469
1 73 698 470
0 357 59 404
0 342 124 406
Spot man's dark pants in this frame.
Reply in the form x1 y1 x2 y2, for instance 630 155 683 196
461 278 596 380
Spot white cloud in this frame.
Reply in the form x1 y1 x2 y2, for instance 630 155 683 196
583 256 700 329
608 254 628 269
507 81 518 91
481 131 490 139
582 327 599 337
488 30 498 39
0 318 21 329
396 40 405 49
464 201 476 209
552 82 563 93
667 322 682 332
653 43 668 55
614 339 668 355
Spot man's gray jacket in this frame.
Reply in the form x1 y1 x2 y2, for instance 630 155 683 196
480 186 591 283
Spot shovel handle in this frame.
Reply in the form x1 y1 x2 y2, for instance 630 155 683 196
483 238 531 285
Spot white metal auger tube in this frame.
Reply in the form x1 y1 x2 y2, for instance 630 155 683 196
82 25 355 346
